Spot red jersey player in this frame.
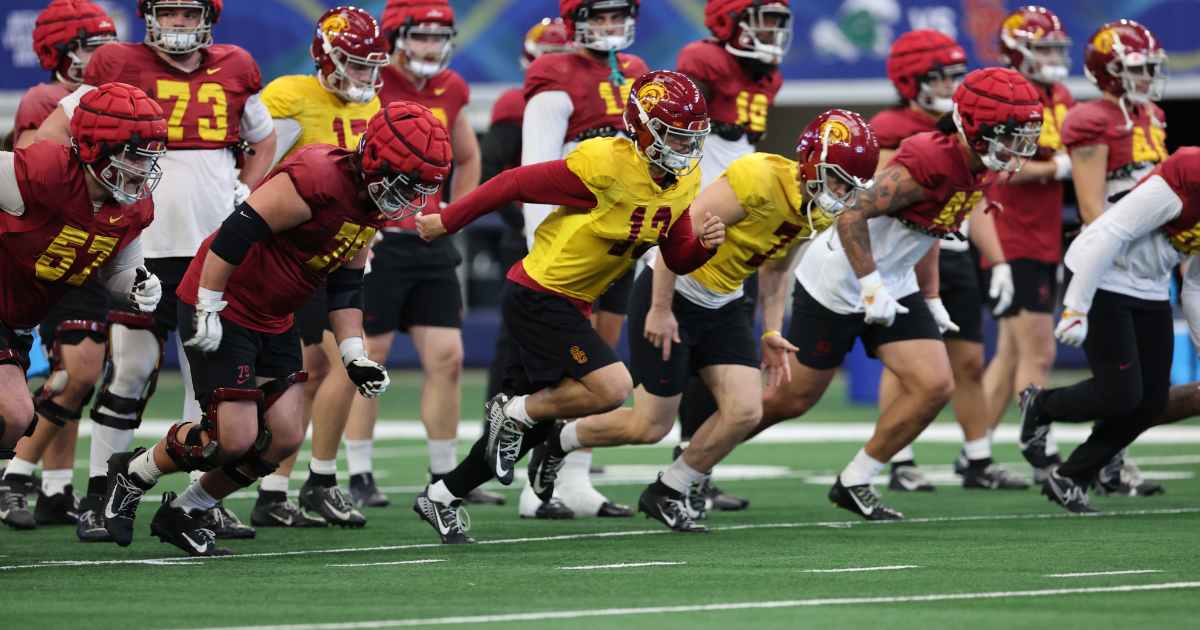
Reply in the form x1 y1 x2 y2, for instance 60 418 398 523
100 102 446 557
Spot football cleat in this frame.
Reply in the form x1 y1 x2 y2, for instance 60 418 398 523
0 471 40 495
1093 452 1164 497
1018 384 1051 469
638 482 708 533
299 483 366 528
463 487 506 506
103 448 153 547
527 441 566 503
0 479 36 530
953 450 969 476
76 494 114 542
1042 471 1099 514
349 472 390 508
1033 453 1063 484
530 497 575 519
197 500 256 539
414 487 475 544
684 480 708 521
250 495 328 528
889 464 935 491
149 492 233 557
698 474 749 511
597 501 635 517
962 462 1030 490
829 477 904 521
34 486 81 525
483 393 525 485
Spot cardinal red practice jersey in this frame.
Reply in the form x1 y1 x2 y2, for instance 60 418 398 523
868 106 938 151
14 83 72 134
524 51 649 143
888 131 993 236
83 42 262 151
0 142 153 329
491 87 525 127
1061 98 1167 176
1154 147 1200 254
177 144 386 334
676 40 782 139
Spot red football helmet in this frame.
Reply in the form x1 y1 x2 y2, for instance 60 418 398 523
999 6 1071 85
952 68 1043 173
795 109 879 221
311 7 389 104
704 0 793 65
561 0 639 52
359 101 453 220
138 0 221 54
521 18 574 71
1085 20 1168 103
382 0 456 78
32 0 118 84
71 82 168 206
886 29 968 113
623 70 709 176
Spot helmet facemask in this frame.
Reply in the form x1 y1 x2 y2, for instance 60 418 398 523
319 31 388 104
1016 38 1072 85
627 99 708 177
574 2 637 52
954 105 1042 173
1112 51 1169 103
727 3 793 65
144 1 214 54
916 62 966 113
364 170 439 220
79 138 167 206
395 23 455 78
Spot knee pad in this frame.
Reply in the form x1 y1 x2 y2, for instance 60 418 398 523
34 398 83 428
90 312 165 430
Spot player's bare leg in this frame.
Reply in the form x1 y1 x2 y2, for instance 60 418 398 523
984 311 1060 479
945 338 1028 489
0 364 35 458
876 367 933 490
751 355 838 439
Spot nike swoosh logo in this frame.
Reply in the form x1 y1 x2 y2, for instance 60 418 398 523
207 67 221 74
237 377 250 384
180 532 209 553
269 512 293 526
621 61 632 69
848 489 874 516
434 87 447 95
104 493 120 519
661 506 677 527
659 378 672 383
494 451 510 478
108 215 123 223
1119 363 1132 370
433 506 452 535
324 500 353 522
0 508 9 519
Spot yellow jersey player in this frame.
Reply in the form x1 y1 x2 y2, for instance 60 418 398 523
411 71 722 544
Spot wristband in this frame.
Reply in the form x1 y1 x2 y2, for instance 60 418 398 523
761 330 781 341
339 337 366 367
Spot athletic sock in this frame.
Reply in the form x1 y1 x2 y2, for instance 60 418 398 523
172 481 218 513
260 473 289 494
559 422 583 454
128 449 163 486
505 395 532 423
840 448 886 487
963 436 992 462
188 470 203 485
87 475 106 497
659 456 704 495
308 459 337 488
1045 429 1060 457
344 439 372 476
42 469 73 496
890 444 915 466
4 458 36 478
427 439 458 476
89 423 135 479
560 449 592 483
428 479 459 504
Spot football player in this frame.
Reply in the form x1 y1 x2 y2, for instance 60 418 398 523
525 110 877 532
0 85 166 522
249 6 389 529
751 68 1042 520
980 7 1076 486
1021 148 1200 512
517 0 650 520
339 0 489 509
666 0 791 515
0 0 117 533
100 102 435 556
36 0 277 539
413 71 723 543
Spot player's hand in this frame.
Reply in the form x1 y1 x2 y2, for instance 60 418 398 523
989 262 1015 316
760 331 798 387
925 297 960 334
346 357 390 398
414 211 448 242
858 271 908 327
184 288 227 352
1054 309 1088 347
233 180 252 206
643 306 680 361
700 212 724 251
130 266 162 313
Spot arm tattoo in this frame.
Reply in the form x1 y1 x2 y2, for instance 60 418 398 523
835 164 927 276
1071 144 1100 163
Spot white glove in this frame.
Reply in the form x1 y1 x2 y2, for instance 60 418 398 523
184 287 227 352
339 337 390 398
1053 152 1073 181
1054 309 1088 347
989 262 1015 316
858 270 909 327
129 266 162 313
925 297 960 334
233 180 252 205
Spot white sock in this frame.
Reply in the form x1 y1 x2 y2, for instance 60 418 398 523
560 422 583 453
172 481 218 513
428 479 458 504
3 458 36 478
428 439 458 475
344 439 373 476
188 470 203 485
963 436 991 461
128 449 163 485
1045 429 1060 457
986 427 995 443
562 449 592 474
659 456 705 495
505 395 531 423
260 474 289 493
89 423 135 478
42 469 73 496
840 448 886 487
890 444 915 463
309 457 337 476
678 440 691 451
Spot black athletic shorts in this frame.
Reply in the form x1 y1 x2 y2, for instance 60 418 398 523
364 232 463 335
0 319 34 371
594 267 634 316
141 256 193 332
938 249 984 343
38 282 111 346
294 284 331 347
741 271 759 322
178 302 303 397
500 279 621 396
787 282 942 371
628 269 759 397
994 258 1058 318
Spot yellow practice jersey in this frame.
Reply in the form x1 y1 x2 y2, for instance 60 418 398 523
260 75 380 158
690 153 832 294
523 137 701 302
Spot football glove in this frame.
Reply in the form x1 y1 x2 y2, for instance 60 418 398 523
1054 309 1088 347
339 337 389 398
926 297 960 334
859 270 908 327
989 262 1015 316
183 288 227 352
130 266 162 313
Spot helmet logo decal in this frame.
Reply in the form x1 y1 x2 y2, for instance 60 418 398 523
819 120 852 146
637 81 669 112
322 14 351 34
1093 29 1116 55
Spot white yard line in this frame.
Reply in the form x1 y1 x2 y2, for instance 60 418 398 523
1044 570 1164 577
559 562 685 570
3 507 1196 571
327 559 446 568
170 582 1200 630
801 565 921 573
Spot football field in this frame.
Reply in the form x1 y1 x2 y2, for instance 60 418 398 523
5 370 1200 630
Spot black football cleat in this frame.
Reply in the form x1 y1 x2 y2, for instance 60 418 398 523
483 393 526 485
103 448 153 547
0 471 39 495
250 494 327 528
963 462 1030 490
698 474 749 511
638 482 708 532
953 450 969 476
829 478 904 521
0 478 36 530
525 496 574 520
527 441 566 503
597 500 635 517
34 485 80 525
889 464 935 492
1042 471 1099 514
414 487 475 544
197 500 256 539
299 483 366 528
76 494 114 542
349 472 390 508
1093 451 1164 497
149 492 232 557
1018 384 1052 469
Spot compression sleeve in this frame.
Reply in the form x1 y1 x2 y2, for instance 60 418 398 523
659 208 717 275
439 160 596 234
209 202 274 265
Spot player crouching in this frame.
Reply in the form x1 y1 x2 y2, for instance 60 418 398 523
100 101 447 556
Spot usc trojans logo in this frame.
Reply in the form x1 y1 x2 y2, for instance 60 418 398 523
819 120 852 146
322 14 351 35
570 346 588 364
637 82 669 112
1093 29 1117 54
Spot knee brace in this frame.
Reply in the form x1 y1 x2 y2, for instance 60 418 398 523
260 371 308 412
90 312 165 430
35 320 104 415
34 399 83 428
166 387 265 473
218 375 300 487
